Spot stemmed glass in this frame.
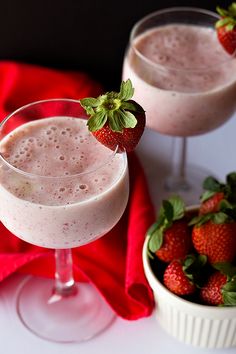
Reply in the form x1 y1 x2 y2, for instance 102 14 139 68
123 7 236 204
0 99 129 342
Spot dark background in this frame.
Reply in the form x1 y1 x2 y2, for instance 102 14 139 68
0 0 231 89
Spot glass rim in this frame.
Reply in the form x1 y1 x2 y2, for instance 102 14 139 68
129 6 236 73
0 98 122 180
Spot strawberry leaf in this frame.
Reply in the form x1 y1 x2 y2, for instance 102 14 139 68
183 255 195 270
189 210 232 227
162 200 174 222
81 106 95 116
147 213 167 253
219 199 233 209
146 222 159 238
222 292 236 306
216 6 229 17
147 196 185 253
222 276 236 292
87 111 107 132
200 190 216 203
80 98 100 115
121 101 139 112
216 17 233 29
226 23 236 31
222 276 236 305
200 176 225 202
108 111 123 132
169 195 185 220
119 110 137 128
118 79 134 101
202 176 223 192
148 227 164 253
214 262 236 278
212 212 230 224
189 213 212 227
80 97 100 108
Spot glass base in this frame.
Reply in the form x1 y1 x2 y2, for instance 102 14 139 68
164 164 216 206
16 276 116 343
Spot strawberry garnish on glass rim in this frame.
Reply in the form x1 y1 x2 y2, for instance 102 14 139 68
79 79 146 152
216 2 236 55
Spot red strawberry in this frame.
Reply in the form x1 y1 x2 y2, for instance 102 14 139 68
200 268 236 306
163 254 206 296
164 259 196 296
217 26 236 54
200 271 226 305
147 196 192 262
155 220 191 262
199 192 225 215
79 79 145 152
199 173 236 215
191 218 236 264
216 3 236 55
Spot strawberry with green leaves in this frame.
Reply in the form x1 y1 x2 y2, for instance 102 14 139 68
163 254 207 296
80 79 145 152
199 172 236 215
216 2 236 54
200 263 236 306
199 192 225 215
147 196 192 263
190 208 236 264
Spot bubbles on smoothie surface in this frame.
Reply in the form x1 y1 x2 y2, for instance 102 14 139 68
0 117 124 206
0 117 95 176
132 24 236 92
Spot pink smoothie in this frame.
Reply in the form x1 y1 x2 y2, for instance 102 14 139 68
0 117 129 248
123 24 236 136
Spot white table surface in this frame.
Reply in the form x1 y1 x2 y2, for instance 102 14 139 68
1 113 236 354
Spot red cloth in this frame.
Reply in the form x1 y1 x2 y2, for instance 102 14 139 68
0 61 155 320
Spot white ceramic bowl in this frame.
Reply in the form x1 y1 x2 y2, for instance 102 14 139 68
142 207 236 349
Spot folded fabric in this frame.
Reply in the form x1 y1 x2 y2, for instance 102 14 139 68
0 61 155 320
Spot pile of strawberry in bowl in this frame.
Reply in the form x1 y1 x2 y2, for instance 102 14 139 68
143 172 236 349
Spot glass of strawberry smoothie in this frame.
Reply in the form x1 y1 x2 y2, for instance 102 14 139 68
0 99 129 342
123 7 236 204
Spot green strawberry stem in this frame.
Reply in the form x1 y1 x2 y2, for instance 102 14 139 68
79 79 144 133
216 2 236 31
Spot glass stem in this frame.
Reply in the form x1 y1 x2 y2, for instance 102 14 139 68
172 136 187 180
54 249 77 297
165 137 190 191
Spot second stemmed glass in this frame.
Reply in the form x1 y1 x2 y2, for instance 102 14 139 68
123 7 236 204
0 99 129 342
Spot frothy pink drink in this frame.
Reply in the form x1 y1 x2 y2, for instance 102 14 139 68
0 117 129 248
123 24 236 136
